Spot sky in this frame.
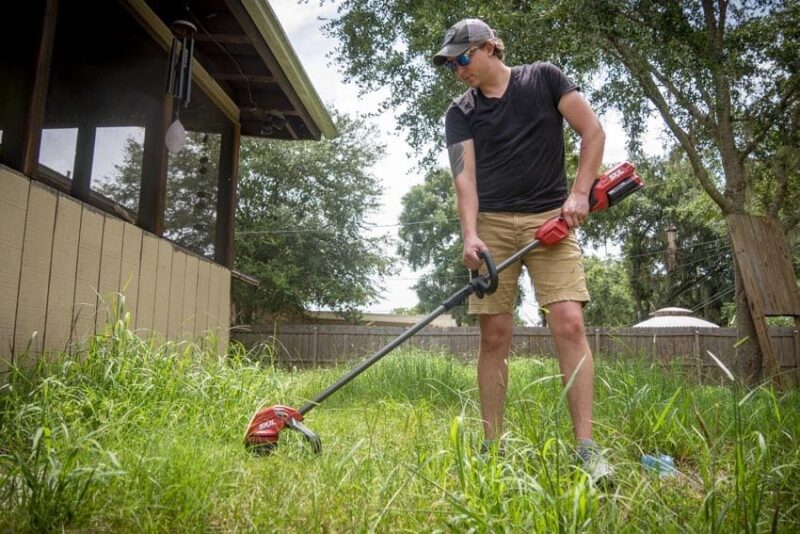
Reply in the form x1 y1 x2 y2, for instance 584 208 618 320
268 0 429 315
268 0 667 322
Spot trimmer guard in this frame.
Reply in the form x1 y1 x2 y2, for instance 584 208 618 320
244 404 321 454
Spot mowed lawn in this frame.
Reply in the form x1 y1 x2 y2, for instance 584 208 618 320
1 327 799 532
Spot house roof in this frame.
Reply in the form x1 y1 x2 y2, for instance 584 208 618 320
633 307 719 328
122 0 337 140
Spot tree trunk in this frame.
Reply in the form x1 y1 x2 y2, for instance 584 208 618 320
731 237 762 383
720 125 763 384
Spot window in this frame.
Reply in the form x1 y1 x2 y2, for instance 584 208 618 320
91 127 146 213
38 128 78 178
38 0 163 220
164 130 219 258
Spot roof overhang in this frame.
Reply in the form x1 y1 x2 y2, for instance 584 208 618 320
135 0 337 141
240 0 337 140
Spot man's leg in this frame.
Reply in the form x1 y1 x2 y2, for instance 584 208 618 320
546 301 593 441
477 313 514 440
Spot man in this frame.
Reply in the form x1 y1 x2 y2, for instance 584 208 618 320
433 18 613 483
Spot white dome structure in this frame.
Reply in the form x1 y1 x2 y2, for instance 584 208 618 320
633 307 719 328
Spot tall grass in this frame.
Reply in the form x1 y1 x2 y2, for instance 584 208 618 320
1 324 798 532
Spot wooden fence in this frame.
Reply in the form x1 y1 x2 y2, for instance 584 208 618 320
232 325 800 384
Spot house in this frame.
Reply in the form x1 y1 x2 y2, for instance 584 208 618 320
0 0 336 366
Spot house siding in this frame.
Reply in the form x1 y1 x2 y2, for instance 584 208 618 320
0 166 231 372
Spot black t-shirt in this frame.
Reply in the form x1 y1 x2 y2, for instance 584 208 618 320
445 62 578 213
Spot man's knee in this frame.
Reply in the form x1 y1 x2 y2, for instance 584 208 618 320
548 303 587 342
479 314 513 352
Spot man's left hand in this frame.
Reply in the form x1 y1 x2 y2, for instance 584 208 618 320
561 192 590 229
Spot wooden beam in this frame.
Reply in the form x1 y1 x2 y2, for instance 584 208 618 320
727 214 790 387
231 269 260 287
795 317 800 385
21 0 59 176
195 33 251 44
284 120 299 140
215 122 240 268
727 214 800 316
71 126 95 201
240 107 300 117
211 73 276 84
744 290 784 388
138 95 173 236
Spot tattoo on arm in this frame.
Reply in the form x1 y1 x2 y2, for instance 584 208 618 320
448 142 465 177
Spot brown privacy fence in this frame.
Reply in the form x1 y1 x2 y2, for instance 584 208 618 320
232 325 800 384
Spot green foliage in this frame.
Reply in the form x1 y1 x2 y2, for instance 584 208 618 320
97 132 219 256
234 112 393 321
582 256 636 326
1 426 123 532
324 1 799 234
396 168 474 324
583 153 733 323
1 330 799 532
99 112 393 320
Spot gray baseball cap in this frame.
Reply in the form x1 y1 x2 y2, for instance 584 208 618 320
432 19 496 66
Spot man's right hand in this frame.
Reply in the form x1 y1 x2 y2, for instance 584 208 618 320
462 235 488 271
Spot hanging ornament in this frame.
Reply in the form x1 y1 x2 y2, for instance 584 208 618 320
164 20 197 153
165 119 187 153
165 19 196 106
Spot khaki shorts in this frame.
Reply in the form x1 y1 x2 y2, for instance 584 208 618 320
468 209 590 315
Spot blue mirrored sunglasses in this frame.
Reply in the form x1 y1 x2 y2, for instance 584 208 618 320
445 52 472 71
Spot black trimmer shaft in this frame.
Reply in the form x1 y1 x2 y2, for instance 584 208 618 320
297 241 542 416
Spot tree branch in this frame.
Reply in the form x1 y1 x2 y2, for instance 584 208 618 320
742 90 800 159
606 36 732 211
649 68 716 131
702 0 746 205
768 103 799 218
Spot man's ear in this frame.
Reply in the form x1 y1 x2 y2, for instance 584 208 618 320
484 41 496 58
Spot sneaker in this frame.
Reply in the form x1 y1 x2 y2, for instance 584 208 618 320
577 439 616 488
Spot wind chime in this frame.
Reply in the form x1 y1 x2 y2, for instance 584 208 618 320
164 19 197 153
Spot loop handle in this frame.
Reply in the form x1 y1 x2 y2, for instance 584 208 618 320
470 249 499 298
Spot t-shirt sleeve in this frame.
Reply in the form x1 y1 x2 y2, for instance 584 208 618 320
540 62 579 107
444 104 472 146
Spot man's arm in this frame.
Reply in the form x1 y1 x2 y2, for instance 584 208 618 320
449 139 486 270
558 90 606 228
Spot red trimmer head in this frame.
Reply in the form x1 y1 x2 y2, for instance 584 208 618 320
244 405 321 454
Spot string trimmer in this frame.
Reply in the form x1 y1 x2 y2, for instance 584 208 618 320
245 161 643 454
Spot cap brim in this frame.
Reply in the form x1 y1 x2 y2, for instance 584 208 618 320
432 43 470 66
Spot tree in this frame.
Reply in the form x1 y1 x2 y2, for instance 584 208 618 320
582 153 734 325
97 131 219 256
234 112 393 322
582 257 636 326
324 0 800 380
99 113 393 322
396 169 472 324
